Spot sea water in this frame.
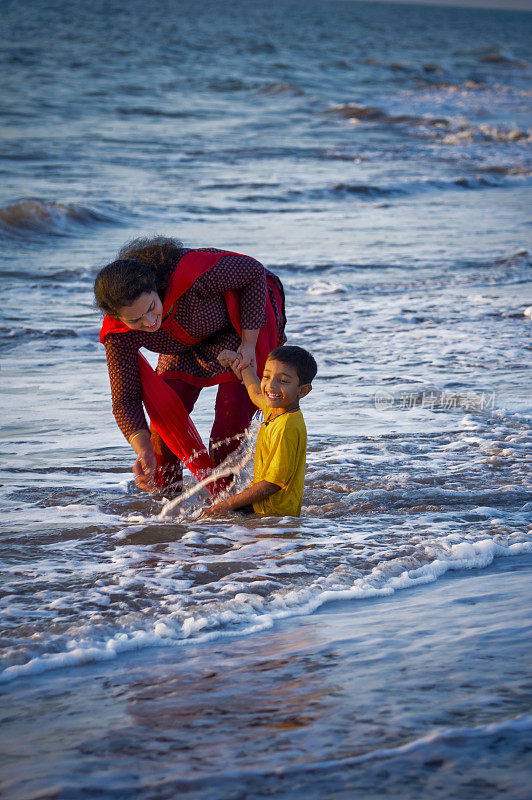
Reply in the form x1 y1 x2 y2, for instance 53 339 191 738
0 0 531 797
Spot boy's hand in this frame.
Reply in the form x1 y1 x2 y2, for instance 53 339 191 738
217 349 240 368
201 498 232 518
218 349 245 380
201 505 223 518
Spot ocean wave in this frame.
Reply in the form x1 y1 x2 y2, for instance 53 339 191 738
477 165 532 176
332 183 403 197
325 102 444 126
0 198 124 241
494 249 530 267
0 326 79 341
441 123 531 145
1 535 529 684
308 173 531 204
307 280 347 295
325 102 531 145
455 45 528 69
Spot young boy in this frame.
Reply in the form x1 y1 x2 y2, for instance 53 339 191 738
203 345 317 518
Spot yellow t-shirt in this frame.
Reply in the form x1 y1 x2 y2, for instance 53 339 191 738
251 408 307 517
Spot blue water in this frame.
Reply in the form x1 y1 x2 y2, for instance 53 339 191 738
1 0 531 797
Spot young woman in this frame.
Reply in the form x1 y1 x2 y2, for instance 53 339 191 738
94 237 286 495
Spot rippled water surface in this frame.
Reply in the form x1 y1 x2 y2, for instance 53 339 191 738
1 0 531 797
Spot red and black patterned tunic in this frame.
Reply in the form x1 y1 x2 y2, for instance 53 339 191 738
103 249 286 441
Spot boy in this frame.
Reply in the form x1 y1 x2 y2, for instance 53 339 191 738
203 345 317 518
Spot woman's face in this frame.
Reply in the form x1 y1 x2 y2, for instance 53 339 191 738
117 291 163 332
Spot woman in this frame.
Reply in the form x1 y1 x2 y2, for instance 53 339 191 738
94 237 286 495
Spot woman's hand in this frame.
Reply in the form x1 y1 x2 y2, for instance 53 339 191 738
236 342 256 371
129 430 157 492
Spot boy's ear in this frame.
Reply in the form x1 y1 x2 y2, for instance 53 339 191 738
298 383 312 399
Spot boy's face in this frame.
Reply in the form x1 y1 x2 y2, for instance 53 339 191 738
260 358 311 413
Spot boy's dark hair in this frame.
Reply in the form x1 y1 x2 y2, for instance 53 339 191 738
267 345 317 385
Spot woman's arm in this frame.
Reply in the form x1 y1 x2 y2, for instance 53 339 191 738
105 330 184 492
237 328 260 369
218 350 263 408
105 333 149 440
105 328 187 439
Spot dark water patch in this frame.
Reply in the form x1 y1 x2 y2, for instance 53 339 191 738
200 180 282 191
332 183 405 198
422 62 442 74
5 46 41 67
325 102 422 124
324 102 450 130
181 203 300 217
207 78 247 92
425 78 486 91
260 81 304 96
456 44 529 66
453 176 502 189
389 60 417 72
0 106 39 120
116 106 203 119
477 164 532 177
480 51 527 68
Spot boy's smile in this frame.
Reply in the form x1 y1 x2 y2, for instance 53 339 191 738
260 358 311 418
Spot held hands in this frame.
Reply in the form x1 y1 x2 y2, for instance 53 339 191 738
236 342 256 371
217 349 244 380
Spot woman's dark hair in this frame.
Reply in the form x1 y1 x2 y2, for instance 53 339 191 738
94 236 183 317
267 345 318 385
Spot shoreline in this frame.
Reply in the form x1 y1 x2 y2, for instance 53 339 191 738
1 553 531 799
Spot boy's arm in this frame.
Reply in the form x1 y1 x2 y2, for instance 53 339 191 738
239 363 262 409
218 349 263 409
202 480 280 517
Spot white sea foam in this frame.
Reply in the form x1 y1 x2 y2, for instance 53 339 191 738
307 280 347 295
1 534 530 684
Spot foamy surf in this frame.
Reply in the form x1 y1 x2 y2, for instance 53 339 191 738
1 533 529 685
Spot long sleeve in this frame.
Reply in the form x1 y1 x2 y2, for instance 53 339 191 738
104 328 187 440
